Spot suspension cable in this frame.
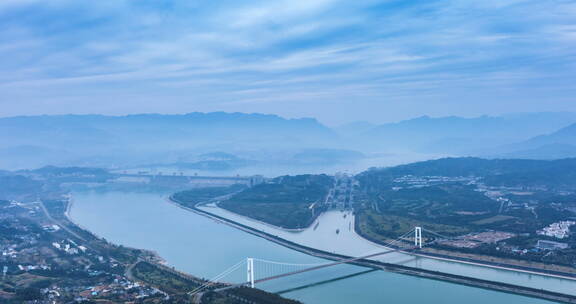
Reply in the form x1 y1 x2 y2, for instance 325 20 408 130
203 226 438 293
189 259 245 295
252 258 327 267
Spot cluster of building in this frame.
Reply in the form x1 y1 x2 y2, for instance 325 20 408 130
52 239 87 255
537 221 576 239
392 175 479 189
42 224 61 232
438 231 515 249
0 213 47 263
67 276 166 302
536 240 569 251
0 198 167 303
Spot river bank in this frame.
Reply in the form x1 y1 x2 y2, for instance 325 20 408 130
354 218 576 280
168 195 576 303
197 199 576 282
60 194 305 304
69 190 570 304
63 195 167 265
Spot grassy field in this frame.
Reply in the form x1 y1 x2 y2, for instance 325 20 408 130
220 175 333 229
131 261 201 295
356 208 469 245
472 215 515 225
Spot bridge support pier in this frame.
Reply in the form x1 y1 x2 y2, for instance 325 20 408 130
247 258 255 288
414 227 422 249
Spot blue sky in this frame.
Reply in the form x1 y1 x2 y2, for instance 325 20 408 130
0 0 575 125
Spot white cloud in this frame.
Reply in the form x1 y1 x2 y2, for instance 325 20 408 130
0 0 574 122
228 0 340 28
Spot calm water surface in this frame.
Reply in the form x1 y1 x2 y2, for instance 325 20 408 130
70 190 561 304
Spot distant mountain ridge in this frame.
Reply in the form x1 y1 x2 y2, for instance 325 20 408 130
522 123 576 147
0 112 333 141
0 112 337 169
1 111 576 171
496 123 576 159
0 112 334 141
353 113 576 154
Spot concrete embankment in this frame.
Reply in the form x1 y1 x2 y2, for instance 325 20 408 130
355 222 576 281
169 195 576 304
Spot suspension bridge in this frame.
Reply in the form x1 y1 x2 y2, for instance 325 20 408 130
189 226 443 296
185 224 576 304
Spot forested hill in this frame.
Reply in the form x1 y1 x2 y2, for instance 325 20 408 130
358 157 576 189
219 174 334 229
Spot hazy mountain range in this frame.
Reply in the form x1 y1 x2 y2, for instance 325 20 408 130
341 112 576 154
0 113 344 171
0 112 575 172
497 123 576 159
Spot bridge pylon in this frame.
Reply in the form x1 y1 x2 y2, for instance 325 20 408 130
414 227 422 249
246 258 255 288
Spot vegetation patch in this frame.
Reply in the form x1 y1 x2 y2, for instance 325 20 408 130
132 261 201 295
219 174 333 229
472 215 515 225
172 185 247 208
356 209 469 243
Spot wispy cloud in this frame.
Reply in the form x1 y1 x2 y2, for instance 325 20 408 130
0 0 574 123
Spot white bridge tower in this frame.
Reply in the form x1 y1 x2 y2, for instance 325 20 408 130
414 227 422 249
246 258 255 288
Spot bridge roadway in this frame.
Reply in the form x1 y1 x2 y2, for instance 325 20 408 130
217 246 413 291
169 195 576 304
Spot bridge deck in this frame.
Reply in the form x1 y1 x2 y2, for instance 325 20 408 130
216 246 416 291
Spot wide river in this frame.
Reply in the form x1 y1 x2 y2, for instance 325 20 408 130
69 190 574 304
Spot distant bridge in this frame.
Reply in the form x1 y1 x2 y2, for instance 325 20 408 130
115 172 266 187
